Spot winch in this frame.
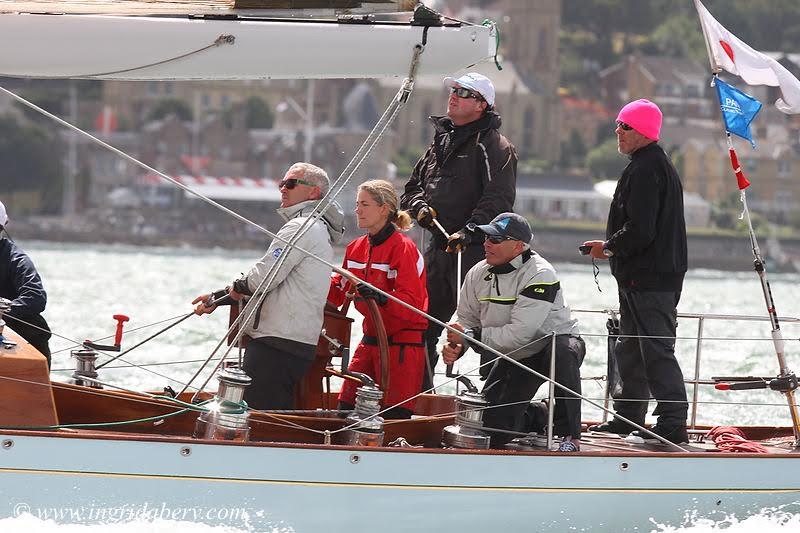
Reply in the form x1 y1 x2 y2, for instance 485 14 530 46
442 381 491 450
342 383 385 447
193 368 252 442
70 347 103 388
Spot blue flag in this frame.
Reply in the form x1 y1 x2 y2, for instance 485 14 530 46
715 78 762 147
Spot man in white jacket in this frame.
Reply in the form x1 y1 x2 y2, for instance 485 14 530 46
193 162 344 410
442 213 585 451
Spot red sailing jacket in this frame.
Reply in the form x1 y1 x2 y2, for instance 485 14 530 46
328 224 428 340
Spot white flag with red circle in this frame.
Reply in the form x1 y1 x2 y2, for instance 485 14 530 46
694 0 800 114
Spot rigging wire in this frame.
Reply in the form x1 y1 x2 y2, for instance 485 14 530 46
49 312 193 356
182 43 426 400
3 312 200 390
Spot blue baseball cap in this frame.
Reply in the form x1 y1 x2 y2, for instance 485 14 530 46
475 212 532 244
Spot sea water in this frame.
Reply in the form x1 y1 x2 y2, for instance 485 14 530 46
3 240 800 532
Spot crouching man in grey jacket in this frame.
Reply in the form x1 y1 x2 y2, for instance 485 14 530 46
193 162 345 410
442 213 585 451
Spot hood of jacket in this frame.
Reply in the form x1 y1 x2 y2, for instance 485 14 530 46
277 198 345 245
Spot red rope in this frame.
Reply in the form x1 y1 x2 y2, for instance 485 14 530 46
707 426 768 453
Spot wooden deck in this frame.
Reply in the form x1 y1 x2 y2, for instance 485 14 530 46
0 1 416 15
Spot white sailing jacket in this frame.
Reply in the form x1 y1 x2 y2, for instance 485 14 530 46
237 199 345 350
456 249 580 361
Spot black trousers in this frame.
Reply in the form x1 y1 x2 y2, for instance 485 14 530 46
611 290 688 427
421 241 485 390
241 338 314 410
482 335 586 446
7 316 51 368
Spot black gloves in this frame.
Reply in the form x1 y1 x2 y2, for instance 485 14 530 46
209 288 235 306
356 284 388 306
446 227 473 253
415 203 437 229
232 277 253 296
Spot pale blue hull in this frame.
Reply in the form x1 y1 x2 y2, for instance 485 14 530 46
1 433 798 531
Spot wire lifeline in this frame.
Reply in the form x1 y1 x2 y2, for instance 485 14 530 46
183 44 426 400
0 81 366 399
2 311 198 390
0 88 685 449
96 311 196 370
185 81 414 399
0 373 321 436
1 369 793 440
49 312 192 356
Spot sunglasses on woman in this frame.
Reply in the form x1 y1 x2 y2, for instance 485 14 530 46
450 86 483 101
616 121 633 131
278 178 315 190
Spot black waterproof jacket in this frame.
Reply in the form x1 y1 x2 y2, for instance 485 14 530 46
0 237 51 345
605 142 687 291
401 111 517 247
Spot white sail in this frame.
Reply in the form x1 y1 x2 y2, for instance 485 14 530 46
0 0 419 16
0 13 497 80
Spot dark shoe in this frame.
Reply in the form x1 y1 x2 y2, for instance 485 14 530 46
589 419 636 435
629 424 688 445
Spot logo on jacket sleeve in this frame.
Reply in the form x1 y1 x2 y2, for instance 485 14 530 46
272 247 283 258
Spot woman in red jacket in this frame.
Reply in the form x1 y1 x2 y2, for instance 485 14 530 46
328 179 428 419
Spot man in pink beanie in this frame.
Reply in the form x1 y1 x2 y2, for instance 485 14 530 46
582 99 689 445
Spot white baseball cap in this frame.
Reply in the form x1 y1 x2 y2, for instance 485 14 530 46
0 201 7 227
443 72 495 107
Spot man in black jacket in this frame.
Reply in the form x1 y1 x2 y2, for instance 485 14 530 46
0 201 52 367
583 99 689 444
401 72 517 390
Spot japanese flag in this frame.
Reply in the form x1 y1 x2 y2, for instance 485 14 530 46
694 0 800 114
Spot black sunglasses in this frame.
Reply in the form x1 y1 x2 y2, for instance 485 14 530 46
450 86 483 101
616 121 633 131
278 178 315 190
485 234 516 245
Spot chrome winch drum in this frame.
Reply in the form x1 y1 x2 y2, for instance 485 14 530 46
70 348 103 389
342 384 385 447
193 368 252 442
442 390 491 449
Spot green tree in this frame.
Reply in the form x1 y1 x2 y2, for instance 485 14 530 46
223 96 275 129
585 138 626 180
560 129 587 169
243 96 275 129
0 114 64 212
560 0 800 96
146 98 192 122
392 146 424 179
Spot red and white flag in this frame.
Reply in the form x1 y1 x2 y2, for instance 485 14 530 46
694 0 800 114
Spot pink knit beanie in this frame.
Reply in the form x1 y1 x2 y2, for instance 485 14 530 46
617 99 662 141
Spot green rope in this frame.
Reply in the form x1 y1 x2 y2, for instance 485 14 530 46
483 19 503 71
0 406 195 431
